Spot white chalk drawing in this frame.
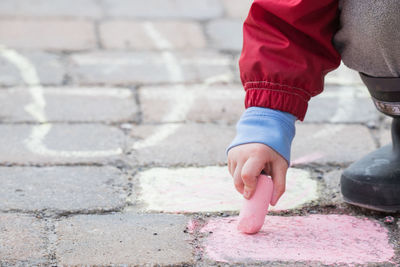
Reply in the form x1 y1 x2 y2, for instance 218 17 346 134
132 22 233 150
0 45 122 157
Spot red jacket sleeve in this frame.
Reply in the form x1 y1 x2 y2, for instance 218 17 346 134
240 0 341 121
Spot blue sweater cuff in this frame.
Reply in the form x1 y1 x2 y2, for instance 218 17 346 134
227 107 296 165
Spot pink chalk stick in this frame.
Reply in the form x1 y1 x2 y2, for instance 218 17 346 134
237 174 273 234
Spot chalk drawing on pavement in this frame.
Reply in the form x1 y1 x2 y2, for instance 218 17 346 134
201 215 394 264
0 45 122 157
135 166 317 213
132 22 233 150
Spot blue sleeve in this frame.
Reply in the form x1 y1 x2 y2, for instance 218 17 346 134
226 107 296 165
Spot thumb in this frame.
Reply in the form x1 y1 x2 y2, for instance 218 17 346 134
241 157 264 199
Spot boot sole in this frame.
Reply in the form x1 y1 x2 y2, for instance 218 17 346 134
343 196 400 213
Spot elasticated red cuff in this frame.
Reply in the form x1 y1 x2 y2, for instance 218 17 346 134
245 87 309 121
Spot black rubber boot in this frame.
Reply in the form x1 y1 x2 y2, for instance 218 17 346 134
340 73 400 212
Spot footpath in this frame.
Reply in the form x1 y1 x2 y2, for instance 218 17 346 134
0 0 398 266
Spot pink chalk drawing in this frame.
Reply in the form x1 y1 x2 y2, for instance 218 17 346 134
201 215 395 265
291 152 325 166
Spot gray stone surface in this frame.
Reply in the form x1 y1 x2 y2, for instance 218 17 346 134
292 124 376 165
56 213 193 266
0 0 398 266
0 124 125 164
69 51 232 85
0 87 138 123
325 64 364 85
221 0 253 19
102 0 223 20
379 116 392 147
0 166 127 212
129 123 235 166
139 84 244 124
0 0 102 18
233 59 364 92
0 51 65 86
319 168 344 205
206 19 243 51
100 21 206 50
304 85 379 123
0 19 96 51
0 214 47 265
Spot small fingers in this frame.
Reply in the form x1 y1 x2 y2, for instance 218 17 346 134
233 162 244 194
228 159 237 177
270 163 288 206
241 157 264 199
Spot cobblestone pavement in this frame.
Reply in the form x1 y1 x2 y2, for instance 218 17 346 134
0 0 399 266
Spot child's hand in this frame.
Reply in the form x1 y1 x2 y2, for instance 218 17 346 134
227 143 289 206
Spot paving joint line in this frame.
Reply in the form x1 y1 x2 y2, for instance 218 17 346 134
0 162 107 167
43 217 57 266
132 86 143 125
0 206 127 219
0 120 139 125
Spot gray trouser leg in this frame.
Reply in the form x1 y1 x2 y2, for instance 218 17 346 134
333 0 400 77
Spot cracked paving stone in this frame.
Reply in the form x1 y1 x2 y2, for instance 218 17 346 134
0 166 127 212
0 213 47 265
69 50 232 85
0 124 125 164
0 87 138 123
135 166 316 213
56 213 193 266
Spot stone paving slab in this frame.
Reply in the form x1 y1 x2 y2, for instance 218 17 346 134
325 63 364 85
0 87 138 123
69 51 232 85
55 213 193 266
292 124 376 165
0 51 65 86
100 20 206 50
304 85 379 123
0 0 102 18
0 124 125 164
136 166 316 213
318 168 344 205
200 215 395 265
0 166 127 213
0 19 96 51
139 84 244 124
379 118 392 147
221 0 253 19
129 123 235 166
0 213 47 265
101 0 224 20
206 19 243 51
